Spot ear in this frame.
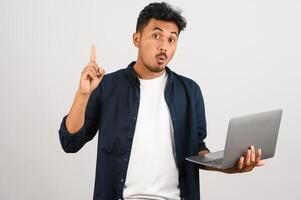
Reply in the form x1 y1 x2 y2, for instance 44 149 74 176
133 32 141 47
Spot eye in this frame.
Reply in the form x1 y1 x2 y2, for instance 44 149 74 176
169 37 176 43
152 33 160 39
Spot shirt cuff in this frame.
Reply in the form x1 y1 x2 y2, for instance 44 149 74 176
199 142 210 152
59 115 86 138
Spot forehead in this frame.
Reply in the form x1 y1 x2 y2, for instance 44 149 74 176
142 18 179 34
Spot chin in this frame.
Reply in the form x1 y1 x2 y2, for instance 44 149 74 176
142 59 166 73
148 65 165 73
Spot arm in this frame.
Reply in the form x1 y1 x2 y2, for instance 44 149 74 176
58 45 105 153
194 83 264 174
65 90 91 134
66 45 105 133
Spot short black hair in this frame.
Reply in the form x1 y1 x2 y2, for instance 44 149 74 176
136 2 187 34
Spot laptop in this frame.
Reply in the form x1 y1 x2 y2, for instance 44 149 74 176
185 109 283 169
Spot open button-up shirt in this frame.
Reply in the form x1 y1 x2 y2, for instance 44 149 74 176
59 61 209 200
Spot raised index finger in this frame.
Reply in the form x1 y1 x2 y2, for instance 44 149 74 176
90 44 96 61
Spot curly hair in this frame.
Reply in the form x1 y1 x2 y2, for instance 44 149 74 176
136 2 187 34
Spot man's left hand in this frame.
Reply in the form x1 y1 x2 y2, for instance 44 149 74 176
199 145 265 174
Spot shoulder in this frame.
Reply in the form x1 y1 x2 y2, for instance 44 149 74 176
169 69 205 104
171 70 202 92
102 68 126 82
92 67 128 98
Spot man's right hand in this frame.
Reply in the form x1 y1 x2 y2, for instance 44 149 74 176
79 45 105 95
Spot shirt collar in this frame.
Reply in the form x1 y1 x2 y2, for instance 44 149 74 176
125 61 173 87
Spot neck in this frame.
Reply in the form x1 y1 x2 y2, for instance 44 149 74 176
133 59 165 80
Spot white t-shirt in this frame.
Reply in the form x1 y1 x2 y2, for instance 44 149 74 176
123 70 180 200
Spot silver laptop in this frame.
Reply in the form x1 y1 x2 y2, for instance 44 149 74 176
186 109 283 169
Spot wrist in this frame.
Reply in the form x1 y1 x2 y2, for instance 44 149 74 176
76 89 91 100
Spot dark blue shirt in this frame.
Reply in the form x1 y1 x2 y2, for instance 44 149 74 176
59 61 209 200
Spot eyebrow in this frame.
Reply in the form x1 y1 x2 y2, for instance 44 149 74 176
152 26 178 37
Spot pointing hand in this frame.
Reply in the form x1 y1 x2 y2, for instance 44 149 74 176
79 45 105 95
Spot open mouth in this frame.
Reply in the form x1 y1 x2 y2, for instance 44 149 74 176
156 55 167 64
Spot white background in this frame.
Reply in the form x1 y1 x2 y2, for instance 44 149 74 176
0 0 300 199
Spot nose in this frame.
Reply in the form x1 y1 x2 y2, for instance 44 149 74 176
159 47 167 52
159 40 168 52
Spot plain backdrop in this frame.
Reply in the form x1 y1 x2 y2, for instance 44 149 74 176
0 0 300 199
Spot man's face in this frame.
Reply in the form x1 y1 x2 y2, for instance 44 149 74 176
134 18 179 73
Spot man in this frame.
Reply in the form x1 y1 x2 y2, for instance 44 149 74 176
59 2 264 200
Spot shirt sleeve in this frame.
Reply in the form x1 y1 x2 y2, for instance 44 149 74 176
58 87 101 153
194 83 210 152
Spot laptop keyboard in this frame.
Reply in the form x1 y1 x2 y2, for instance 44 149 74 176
205 158 223 167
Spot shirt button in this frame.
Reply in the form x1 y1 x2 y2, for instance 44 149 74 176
121 179 124 183
133 116 136 120
124 158 128 162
